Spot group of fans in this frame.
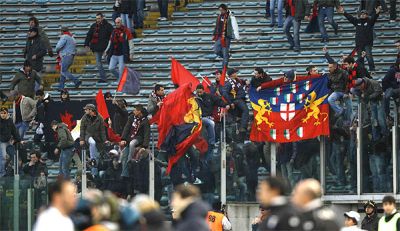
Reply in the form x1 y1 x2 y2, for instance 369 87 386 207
0 0 400 230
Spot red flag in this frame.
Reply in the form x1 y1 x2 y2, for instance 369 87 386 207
105 122 121 143
117 67 128 92
201 76 211 93
220 65 227 86
171 57 199 91
194 137 208 154
95 89 110 120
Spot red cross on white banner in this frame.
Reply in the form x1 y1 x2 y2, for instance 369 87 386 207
280 103 295 121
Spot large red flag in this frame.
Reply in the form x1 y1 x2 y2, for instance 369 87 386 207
171 58 199 92
219 65 227 86
95 89 110 120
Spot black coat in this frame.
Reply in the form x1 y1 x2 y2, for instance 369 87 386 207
344 12 379 47
361 212 379 231
259 202 301 231
284 0 311 20
175 201 210 231
0 117 20 142
121 115 150 148
84 19 113 52
112 105 128 135
196 93 226 117
24 35 47 72
23 161 48 177
382 66 400 92
299 203 341 231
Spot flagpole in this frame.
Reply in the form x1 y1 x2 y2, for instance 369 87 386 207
113 91 118 101
221 113 227 205
149 125 155 200
197 74 211 87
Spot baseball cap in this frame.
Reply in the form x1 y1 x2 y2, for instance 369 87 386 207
344 211 360 222
364 200 376 209
83 104 96 111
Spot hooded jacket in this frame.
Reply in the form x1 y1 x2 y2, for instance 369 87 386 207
344 11 379 47
382 65 400 91
0 116 20 143
11 68 42 99
362 78 383 101
55 123 75 150
80 113 106 143
25 35 47 72
175 200 210 231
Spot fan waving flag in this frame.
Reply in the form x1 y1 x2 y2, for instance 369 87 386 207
249 74 330 143
150 83 203 174
171 57 199 92
117 67 141 95
95 89 110 119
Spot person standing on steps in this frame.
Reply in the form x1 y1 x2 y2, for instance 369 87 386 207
315 0 340 43
105 17 134 82
85 12 113 83
283 0 311 52
29 17 53 58
55 27 82 90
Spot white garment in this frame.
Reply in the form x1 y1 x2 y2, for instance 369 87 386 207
340 225 365 231
222 216 232 230
33 207 74 231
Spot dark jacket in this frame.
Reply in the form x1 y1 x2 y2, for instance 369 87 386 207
175 200 210 231
213 11 234 39
222 77 247 104
259 199 301 231
55 123 74 150
108 26 133 62
315 0 340 8
112 105 128 135
299 200 341 231
363 78 383 101
37 26 52 52
25 35 47 72
84 19 113 52
11 69 41 99
285 0 311 20
80 113 106 143
250 75 272 88
121 115 150 148
361 212 379 231
328 68 349 92
382 66 400 91
344 12 379 47
0 117 20 143
23 161 48 177
277 142 297 164
114 0 134 14
196 93 226 117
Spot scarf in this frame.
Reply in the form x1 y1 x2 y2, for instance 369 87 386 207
56 31 74 71
112 26 126 52
348 63 359 90
288 0 296 17
150 91 164 103
90 22 101 44
228 77 243 99
214 12 229 47
130 116 145 138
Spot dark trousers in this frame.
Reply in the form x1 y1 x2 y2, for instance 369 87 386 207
158 0 169 18
389 0 397 20
233 99 249 130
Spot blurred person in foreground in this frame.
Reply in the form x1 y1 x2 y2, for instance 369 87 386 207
251 206 270 231
206 201 232 231
257 176 301 230
361 200 379 231
171 184 210 231
292 178 340 231
378 195 400 230
33 179 77 231
341 211 362 231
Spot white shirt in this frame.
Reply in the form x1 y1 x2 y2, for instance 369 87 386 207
340 226 365 231
33 207 74 231
222 215 232 230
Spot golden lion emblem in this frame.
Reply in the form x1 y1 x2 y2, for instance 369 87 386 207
302 91 328 126
251 99 274 130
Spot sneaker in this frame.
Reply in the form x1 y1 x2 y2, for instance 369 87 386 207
193 178 203 185
390 20 396 23
158 17 167 21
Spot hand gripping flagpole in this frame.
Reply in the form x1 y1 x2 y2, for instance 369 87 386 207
221 113 227 205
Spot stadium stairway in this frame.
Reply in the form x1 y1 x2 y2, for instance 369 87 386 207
0 0 399 201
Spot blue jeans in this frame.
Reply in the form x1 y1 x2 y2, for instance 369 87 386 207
59 147 73 179
384 88 400 115
157 0 169 18
213 37 231 68
0 142 8 177
234 99 249 130
318 7 338 39
283 16 301 50
370 100 388 141
134 0 145 28
357 45 375 71
270 0 284 27
121 139 138 177
330 141 346 185
120 13 132 30
15 121 29 140
369 154 387 192
112 12 121 22
109 55 125 81
94 52 106 81
328 92 353 120
202 117 215 162
60 54 79 89
280 162 295 189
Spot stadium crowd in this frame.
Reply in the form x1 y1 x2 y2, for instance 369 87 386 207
0 0 400 230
